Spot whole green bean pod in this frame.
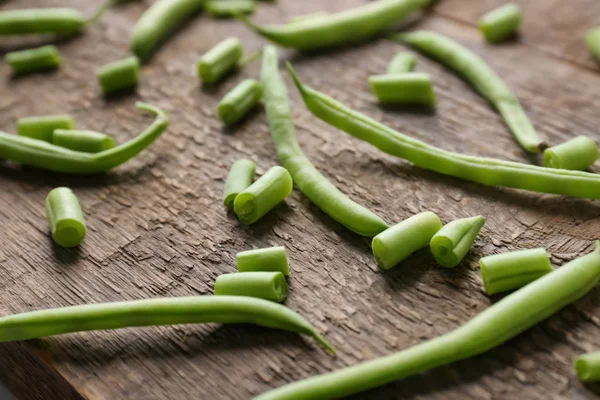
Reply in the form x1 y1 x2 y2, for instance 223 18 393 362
369 73 436 106
52 130 116 153
575 351 600 382
256 242 600 400
0 102 168 174
237 246 290 276
4 45 61 75
0 295 334 354
479 3 522 43
237 0 431 51
387 52 417 74
45 187 86 248
586 27 600 64
223 159 256 208
262 46 388 236
430 215 485 268
0 8 86 36
218 79 263 125
543 136 598 171
96 56 140 95
287 65 600 199
391 31 545 153
214 272 288 302
17 115 75 142
204 0 256 18
197 37 244 84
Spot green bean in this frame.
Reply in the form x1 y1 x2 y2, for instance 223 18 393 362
45 187 86 248
479 3 522 43
52 130 116 153
4 45 61 75
204 0 256 18
218 79 263 125
17 115 75 142
197 37 244 84
369 73 436 106
214 272 288 303
586 27 600 64
387 52 416 74
237 0 430 51
262 46 388 236
96 56 140 96
287 64 600 199
543 136 598 171
0 295 334 354
372 211 442 270
224 159 256 209
0 102 168 174
480 248 552 295
575 351 600 382
430 216 485 268
237 246 290 276
256 241 600 400
130 0 205 62
0 8 86 36
391 31 545 153
288 12 330 25
233 165 293 224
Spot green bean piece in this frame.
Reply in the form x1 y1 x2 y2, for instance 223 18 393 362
218 79 263 125
0 102 168 174
391 31 545 153
237 0 430 51
52 130 116 153
237 246 290 276
0 8 86 36
479 3 522 43
0 295 334 354
586 27 600 64
214 272 288 303
96 56 140 95
480 248 552 296
233 165 293 224
430 216 485 268
45 187 86 248
224 159 256 208
543 136 598 171
130 0 205 62
4 45 61 75
372 211 442 270
387 52 417 74
17 115 75 142
288 12 330 25
369 73 436 106
204 0 256 18
287 65 600 199
262 46 388 236
197 37 243 84
256 242 600 399
575 351 600 382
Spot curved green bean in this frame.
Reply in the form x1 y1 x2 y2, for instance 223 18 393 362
214 272 288 303
288 12 330 25
17 115 75 142
204 0 256 18
262 46 388 236
479 3 522 43
4 45 61 75
586 27 600 64
430 215 484 268
45 187 86 248
575 351 600 382
369 73 436 106
96 56 140 95
543 136 598 171
237 246 290 276
387 52 417 74
287 65 600 199
237 0 430 51
52 130 116 153
0 8 85 36
256 242 600 399
197 37 244 84
0 102 168 174
391 31 545 153
218 79 263 125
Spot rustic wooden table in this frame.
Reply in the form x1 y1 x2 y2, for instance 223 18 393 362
1 0 600 399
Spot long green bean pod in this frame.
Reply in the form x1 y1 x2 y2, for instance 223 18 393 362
387 52 417 74
391 31 545 153
0 102 168 174
262 46 388 236
17 115 75 142
4 45 61 75
287 65 600 199
52 130 116 153
237 246 290 276
214 272 288 303
430 215 485 268
369 73 436 106
543 136 598 171
479 3 522 43
45 187 86 248
0 296 334 354
224 159 256 208
237 0 431 51
575 351 600 382
256 242 600 399
0 8 86 36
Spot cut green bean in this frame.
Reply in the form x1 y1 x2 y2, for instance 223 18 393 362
4 45 61 75
233 165 293 224
387 52 416 74
17 115 75 142
586 27 600 64
480 248 552 295
575 351 600 382
214 272 288 302
237 246 290 276
369 73 435 106
197 37 243 84
391 31 545 153
0 8 86 36
262 46 388 236
96 56 140 95
218 79 263 125
430 216 485 268
224 159 256 208
52 130 116 153
479 3 522 43
543 136 598 171
45 187 86 248
256 242 600 399
372 211 442 270
288 12 330 25
204 0 256 18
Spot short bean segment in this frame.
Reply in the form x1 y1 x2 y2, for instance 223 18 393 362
0 8 86 36
45 187 86 248
197 37 244 84
218 79 263 125
430 215 485 268
53 130 116 153
4 45 61 75
480 248 552 295
372 211 442 270
391 31 545 153
543 136 598 171
204 0 256 18
237 246 290 276
223 159 256 208
575 351 600 382
586 27 600 64
17 115 75 142
479 3 522 43
387 52 417 74
214 272 288 303
369 73 435 106
96 56 140 95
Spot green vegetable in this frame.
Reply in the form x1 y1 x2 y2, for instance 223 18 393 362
586 27 600 64
387 52 417 74
369 73 435 106
288 12 329 25
575 351 600 382
17 115 75 142
237 246 290 276
96 56 140 95
4 45 61 75
197 37 243 84
430 216 485 268
45 187 86 248
204 0 256 18
223 159 256 208
218 79 263 125
543 136 598 171
52 130 116 153
372 211 442 270
214 272 288 302
479 3 522 43
0 8 85 36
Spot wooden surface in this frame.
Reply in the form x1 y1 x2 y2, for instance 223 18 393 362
1 0 600 399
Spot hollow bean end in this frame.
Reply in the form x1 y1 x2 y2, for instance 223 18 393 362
45 187 86 248
430 215 485 268
575 351 600 382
